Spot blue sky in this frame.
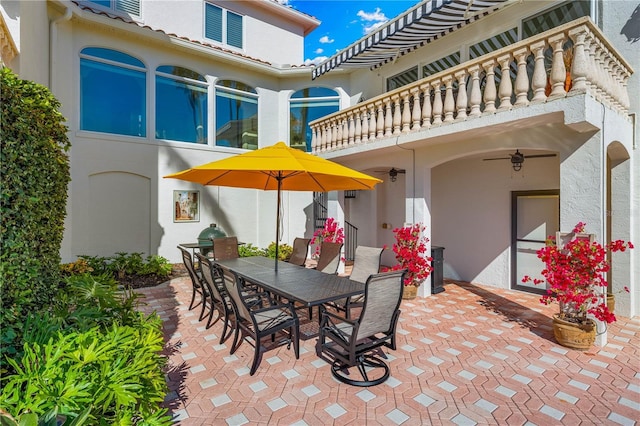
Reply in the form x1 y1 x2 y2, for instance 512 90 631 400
281 0 419 65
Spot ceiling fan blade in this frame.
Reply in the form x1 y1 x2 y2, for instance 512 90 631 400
483 157 510 161
524 154 557 159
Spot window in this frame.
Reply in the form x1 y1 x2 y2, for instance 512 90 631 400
289 87 340 152
522 1 591 39
156 66 208 143
469 28 517 59
84 0 140 16
205 3 243 49
80 47 146 137
387 66 418 91
423 52 461 77
215 80 258 149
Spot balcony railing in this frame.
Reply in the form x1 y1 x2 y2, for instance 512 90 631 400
310 17 633 154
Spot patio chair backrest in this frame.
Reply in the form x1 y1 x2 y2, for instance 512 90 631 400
221 266 252 320
349 246 384 283
213 236 239 260
179 246 201 289
356 270 406 340
195 253 225 302
288 237 311 266
316 241 343 274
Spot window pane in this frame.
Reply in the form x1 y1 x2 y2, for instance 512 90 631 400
290 101 338 152
469 28 517 59
205 3 223 42
423 52 460 77
523 1 591 38
387 66 418 91
215 89 258 149
157 65 206 82
156 75 207 143
89 0 111 8
291 87 338 98
81 47 145 68
80 57 146 136
217 79 256 93
227 11 243 48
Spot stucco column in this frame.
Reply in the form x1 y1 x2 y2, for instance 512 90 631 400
560 131 607 346
409 166 432 298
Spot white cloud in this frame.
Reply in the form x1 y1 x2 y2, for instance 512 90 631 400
363 21 387 34
275 0 290 5
319 35 334 44
357 7 389 34
357 7 388 23
304 56 328 66
314 47 324 54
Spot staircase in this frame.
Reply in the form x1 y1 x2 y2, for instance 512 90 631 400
313 192 357 262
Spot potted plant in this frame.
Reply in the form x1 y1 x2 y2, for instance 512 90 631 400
389 223 433 299
522 222 633 350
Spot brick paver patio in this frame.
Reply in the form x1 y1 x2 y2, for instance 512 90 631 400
135 276 639 425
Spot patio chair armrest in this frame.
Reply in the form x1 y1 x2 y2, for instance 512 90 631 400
253 302 297 318
321 309 357 326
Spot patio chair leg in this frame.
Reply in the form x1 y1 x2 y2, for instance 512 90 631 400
219 319 231 344
188 289 197 310
230 326 241 355
250 342 262 375
293 324 300 359
205 307 219 329
198 296 208 321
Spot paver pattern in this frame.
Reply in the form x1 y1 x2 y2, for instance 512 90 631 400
135 275 640 425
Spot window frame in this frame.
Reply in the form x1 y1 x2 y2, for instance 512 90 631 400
79 47 147 138
214 80 259 149
289 87 340 152
82 0 141 17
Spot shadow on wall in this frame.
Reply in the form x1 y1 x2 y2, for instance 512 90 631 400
620 4 640 43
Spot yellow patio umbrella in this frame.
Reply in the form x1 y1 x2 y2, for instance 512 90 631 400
164 141 382 270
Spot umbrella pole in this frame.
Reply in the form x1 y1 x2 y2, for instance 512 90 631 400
275 175 281 272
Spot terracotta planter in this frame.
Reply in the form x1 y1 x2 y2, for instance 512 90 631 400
552 314 595 350
402 285 417 300
607 293 615 313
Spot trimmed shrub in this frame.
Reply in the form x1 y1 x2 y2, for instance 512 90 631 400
1 67 71 346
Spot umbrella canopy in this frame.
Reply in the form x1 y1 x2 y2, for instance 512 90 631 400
164 142 382 269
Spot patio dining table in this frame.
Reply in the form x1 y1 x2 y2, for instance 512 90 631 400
215 256 365 309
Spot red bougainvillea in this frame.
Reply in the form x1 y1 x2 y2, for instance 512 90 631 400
389 223 433 287
310 217 345 258
522 222 633 324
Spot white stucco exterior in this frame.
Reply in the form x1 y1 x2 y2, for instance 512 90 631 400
1 0 637 323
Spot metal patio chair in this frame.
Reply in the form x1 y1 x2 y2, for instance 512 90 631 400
317 269 406 387
179 245 206 317
315 241 343 274
287 237 311 266
195 253 235 343
327 245 384 318
221 267 300 375
212 236 239 260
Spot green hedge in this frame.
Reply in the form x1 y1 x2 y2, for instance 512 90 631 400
1 67 71 327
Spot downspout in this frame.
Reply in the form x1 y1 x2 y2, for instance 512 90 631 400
49 4 72 90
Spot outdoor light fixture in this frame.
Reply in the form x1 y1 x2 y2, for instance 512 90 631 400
510 151 525 172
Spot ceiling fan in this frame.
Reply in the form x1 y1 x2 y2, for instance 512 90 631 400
374 168 406 182
483 150 556 171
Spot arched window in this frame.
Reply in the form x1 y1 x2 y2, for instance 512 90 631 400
156 66 208 143
215 80 258 149
289 87 339 152
80 47 146 137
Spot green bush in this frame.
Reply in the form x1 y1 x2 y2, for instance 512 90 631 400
1 321 170 425
264 242 293 261
0 273 172 425
1 67 70 361
238 243 266 257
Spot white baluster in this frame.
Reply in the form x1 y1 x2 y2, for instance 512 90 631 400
497 53 513 110
568 26 588 93
482 60 497 114
411 87 422 130
443 76 455 122
375 101 384 138
513 47 530 107
384 98 393 137
361 106 369 143
353 111 361 145
432 80 443 125
455 70 468 120
530 40 547 102
400 91 411 133
342 116 349 147
468 65 482 117
311 125 317 153
548 34 567 98
420 83 432 128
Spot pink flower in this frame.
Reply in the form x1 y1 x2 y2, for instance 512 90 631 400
529 222 633 324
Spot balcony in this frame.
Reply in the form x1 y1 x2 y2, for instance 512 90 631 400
309 17 633 154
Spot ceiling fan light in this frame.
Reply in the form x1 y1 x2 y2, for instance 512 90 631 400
512 162 523 172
